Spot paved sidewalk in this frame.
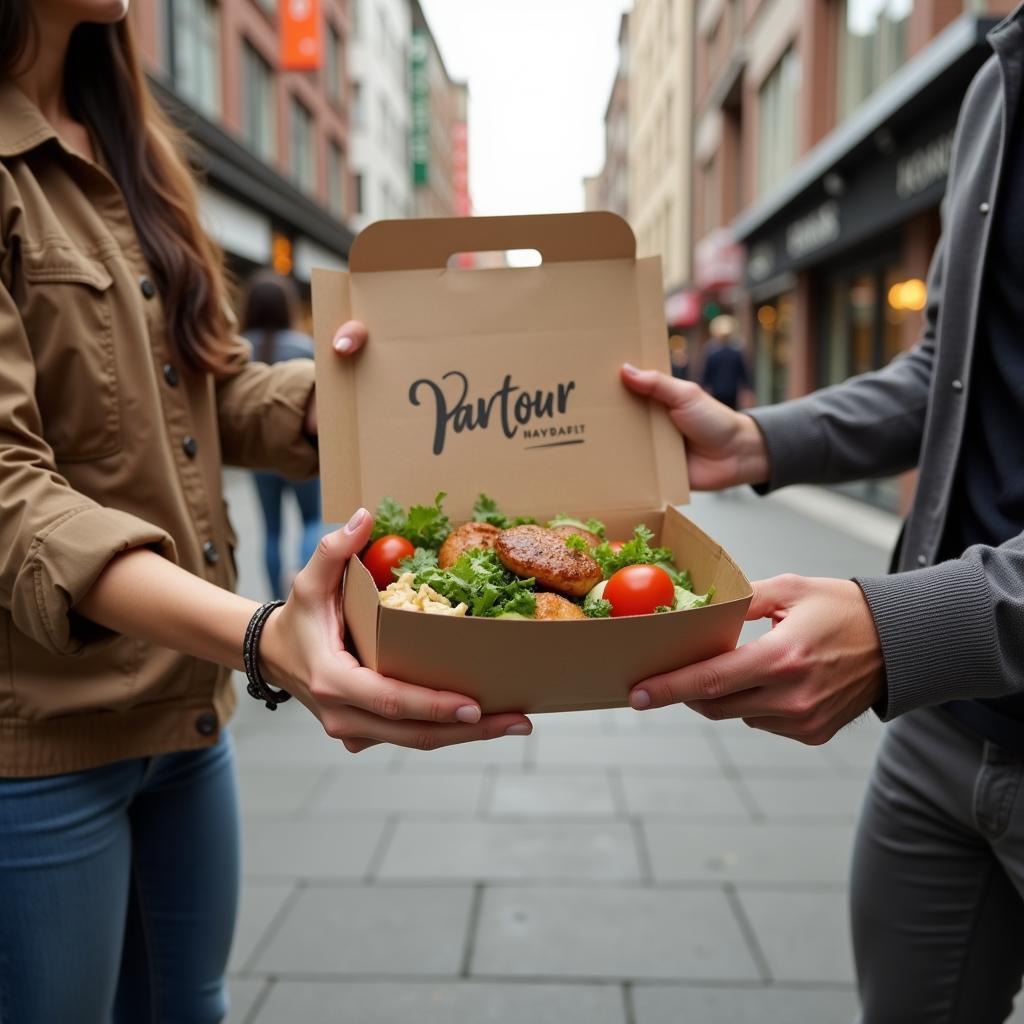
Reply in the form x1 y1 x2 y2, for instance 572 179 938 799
221 473 1021 1024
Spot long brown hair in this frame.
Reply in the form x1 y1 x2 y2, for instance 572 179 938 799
1 6 232 375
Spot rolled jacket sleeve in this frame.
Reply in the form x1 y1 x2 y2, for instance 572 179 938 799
0 282 176 656
214 336 319 479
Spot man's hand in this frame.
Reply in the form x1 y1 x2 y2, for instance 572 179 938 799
629 575 886 744
620 364 770 490
304 320 369 436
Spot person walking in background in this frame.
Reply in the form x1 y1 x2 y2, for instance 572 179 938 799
700 314 753 409
242 272 324 599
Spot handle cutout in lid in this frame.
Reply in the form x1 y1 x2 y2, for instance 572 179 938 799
446 248 543 270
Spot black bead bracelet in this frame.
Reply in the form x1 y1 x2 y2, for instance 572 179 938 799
243 600 292 710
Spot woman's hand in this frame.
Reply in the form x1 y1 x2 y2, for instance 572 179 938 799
304 320 369 435
260 507 533 753
620 364 770 490
629 575 885 745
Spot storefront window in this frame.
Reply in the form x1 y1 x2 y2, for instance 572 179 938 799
754 293 793 405
837 0 912 121
289 97 315 194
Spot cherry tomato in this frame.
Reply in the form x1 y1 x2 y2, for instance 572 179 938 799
608 540 627 554
364 535 416 590
603 564 675 617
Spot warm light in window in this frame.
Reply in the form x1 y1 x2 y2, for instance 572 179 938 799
888 278 927 312
272 233 293 276
757 304 778 329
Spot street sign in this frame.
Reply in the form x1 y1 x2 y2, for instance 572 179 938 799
282 0 321 71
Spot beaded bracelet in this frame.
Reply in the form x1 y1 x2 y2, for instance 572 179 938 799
243 600 292 710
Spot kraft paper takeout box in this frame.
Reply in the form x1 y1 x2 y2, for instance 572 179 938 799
311 212 752 713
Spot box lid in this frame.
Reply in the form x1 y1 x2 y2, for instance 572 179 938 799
312 212 690 524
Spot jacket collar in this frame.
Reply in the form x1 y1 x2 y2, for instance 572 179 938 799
988 1 1024 51
0 81 59 159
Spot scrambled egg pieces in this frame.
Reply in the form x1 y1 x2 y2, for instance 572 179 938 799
379 573 468 616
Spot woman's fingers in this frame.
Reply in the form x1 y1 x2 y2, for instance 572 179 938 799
315 663 488 725
332 320 369 355
322 705 533 751
294 512 372 602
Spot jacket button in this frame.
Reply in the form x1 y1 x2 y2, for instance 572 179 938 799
182 435 198 458
952 378 964 392
195 711 218 736
979 201 990 215
163 363 179 387
917 554 928 566
203 540 219 565
139 276 157 299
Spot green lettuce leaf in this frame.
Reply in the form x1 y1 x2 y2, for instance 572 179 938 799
395 547 439 579
412 548 537 618
371 492 451 549
472 493 537 529
591 525 678 579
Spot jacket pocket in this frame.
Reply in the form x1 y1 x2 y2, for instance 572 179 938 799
21 247 122 462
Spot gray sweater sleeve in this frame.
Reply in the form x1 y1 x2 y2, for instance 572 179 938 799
746 233 944 491
856 537 1024 719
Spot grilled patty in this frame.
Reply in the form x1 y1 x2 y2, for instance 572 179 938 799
496 525 603 598
438 522 502 569
532 593 587 620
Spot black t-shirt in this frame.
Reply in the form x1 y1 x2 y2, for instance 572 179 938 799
941 84 1024 730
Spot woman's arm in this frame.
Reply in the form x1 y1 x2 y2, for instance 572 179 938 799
77 509 532 752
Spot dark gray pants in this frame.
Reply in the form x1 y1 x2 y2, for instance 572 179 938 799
852 705 1024 1023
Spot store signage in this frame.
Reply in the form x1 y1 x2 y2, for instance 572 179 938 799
665 288 702 328
694 228 744 291
785 201 840 260
896 129 955 200
411 30 430 187
281 0 321 71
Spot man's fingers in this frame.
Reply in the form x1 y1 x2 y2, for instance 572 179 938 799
332 319 369 355
630 633 780 710
621 364 701 410
325 707 533 751
745 573 804 621
323 664 486 725
297 510 372 597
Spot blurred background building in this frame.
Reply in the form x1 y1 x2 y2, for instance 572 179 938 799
586 0 1015 511
348 0 413 230
130 0 471 313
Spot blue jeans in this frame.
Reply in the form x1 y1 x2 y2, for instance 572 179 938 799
253 472 323 599
0 733 240 1023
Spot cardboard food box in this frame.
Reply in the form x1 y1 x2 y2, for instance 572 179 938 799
311 212 752 714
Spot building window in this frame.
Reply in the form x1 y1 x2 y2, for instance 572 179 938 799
241 42 275 161
327 141 346 217
352 80 364 128
254 0 276 13
167 0 220 117
289 97 315 193
837 0 912 119
757 47 799 197
325 23 343 106
354 173 364 214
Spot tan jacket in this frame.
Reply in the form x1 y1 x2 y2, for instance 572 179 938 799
0 83 318 777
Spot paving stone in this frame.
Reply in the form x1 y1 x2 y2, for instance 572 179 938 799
632 984 858 1023
234 728 398 768
604 705 712 735
744 775 869 822
643 822 854 883
620 772 751 820
379 820 641 881
229 881 293 972
393 736 530 769
531 710 618 735
472 887 759 981
251 980 627 1023
242 818 387 879
253 884 473 976
736 888 854 984
533 734 722 769
236 766 328 816
225 977 267 1024
311 771 484 816
715 728 845 772
488 772 618 817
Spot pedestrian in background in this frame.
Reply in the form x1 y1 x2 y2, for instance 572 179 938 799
621 5 1024 1019
0 3 529 1020
700 314 753 409
242 271 324 600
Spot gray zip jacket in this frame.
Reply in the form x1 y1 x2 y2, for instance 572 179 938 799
748 7 1024 721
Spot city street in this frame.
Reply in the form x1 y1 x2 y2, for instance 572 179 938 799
220 471 1011 1024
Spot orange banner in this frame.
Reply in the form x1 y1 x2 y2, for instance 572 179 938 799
281 0 321 71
